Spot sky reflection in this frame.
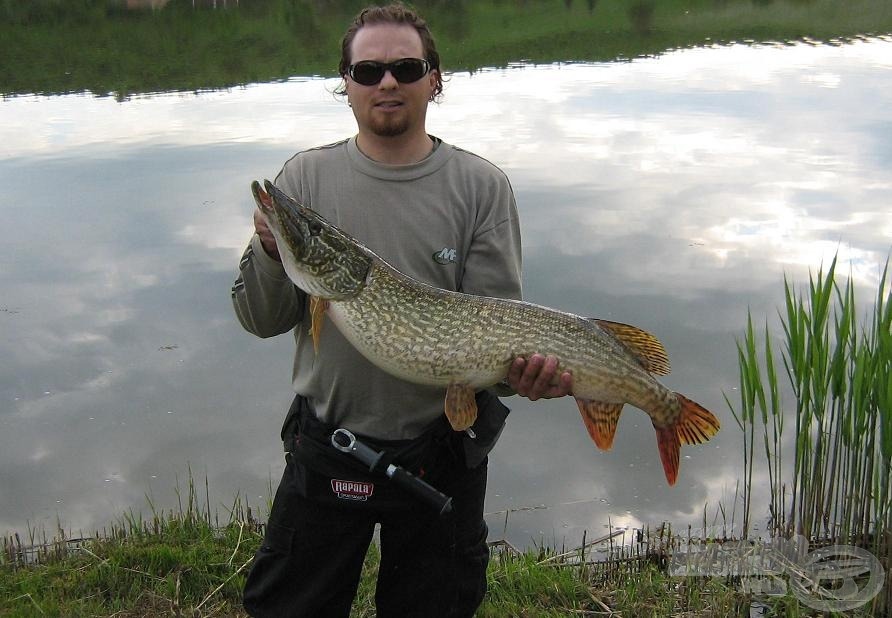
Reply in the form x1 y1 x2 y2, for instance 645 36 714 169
1 39 890 548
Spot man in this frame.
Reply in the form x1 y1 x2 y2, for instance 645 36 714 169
233 3 571 616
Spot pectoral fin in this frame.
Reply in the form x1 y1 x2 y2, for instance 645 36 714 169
445 383 477 431
576 398 624 450
308 296 328 354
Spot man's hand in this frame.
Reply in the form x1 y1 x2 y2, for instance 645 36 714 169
506 354 573 401
254 208 281 261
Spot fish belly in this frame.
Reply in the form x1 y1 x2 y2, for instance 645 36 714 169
326 300 511 387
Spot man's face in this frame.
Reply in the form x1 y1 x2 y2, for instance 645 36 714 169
345 23 438 140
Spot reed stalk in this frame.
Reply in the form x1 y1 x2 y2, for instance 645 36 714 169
728 254 891 611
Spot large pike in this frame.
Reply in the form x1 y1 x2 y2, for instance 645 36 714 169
252 180 720 486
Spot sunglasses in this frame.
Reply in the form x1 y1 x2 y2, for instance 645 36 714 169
347 58 431 86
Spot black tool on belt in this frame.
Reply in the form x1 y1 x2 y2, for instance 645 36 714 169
331 428 454 516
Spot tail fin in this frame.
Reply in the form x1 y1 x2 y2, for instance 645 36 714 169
655 425 681 486
655 393 720 486
674 394 721 445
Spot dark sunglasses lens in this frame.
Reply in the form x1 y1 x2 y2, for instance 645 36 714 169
391 59 427 83
349 59 429 85
351 62 385 86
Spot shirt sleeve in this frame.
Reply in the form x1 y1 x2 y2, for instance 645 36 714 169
231 233 306 338
231 154 309 338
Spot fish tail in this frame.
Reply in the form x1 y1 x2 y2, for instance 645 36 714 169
655 425 681 486
655 393 721 486
673 393 721 446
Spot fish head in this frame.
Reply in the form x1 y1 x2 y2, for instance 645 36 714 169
252 180 371 300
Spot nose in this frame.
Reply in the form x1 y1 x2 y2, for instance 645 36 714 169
378 69 399 88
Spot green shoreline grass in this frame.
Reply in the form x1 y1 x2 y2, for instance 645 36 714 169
0 495 880 617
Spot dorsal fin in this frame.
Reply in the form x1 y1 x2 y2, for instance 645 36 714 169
592 319 671 376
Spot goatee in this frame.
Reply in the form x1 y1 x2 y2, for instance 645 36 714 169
370 116 410 137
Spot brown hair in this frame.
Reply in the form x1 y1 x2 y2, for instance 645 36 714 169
334 2 443 99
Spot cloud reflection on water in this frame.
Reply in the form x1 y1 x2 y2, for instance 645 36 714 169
1 39 890 548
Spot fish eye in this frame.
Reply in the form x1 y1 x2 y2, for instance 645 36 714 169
307 221 322 236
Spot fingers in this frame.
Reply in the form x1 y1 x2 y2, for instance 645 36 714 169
506 354 573 401
530 354 558 399
253 208 281 261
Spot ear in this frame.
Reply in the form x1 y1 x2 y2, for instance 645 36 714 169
428 69 439 100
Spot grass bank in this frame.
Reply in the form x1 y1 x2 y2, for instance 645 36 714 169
1 493 879 616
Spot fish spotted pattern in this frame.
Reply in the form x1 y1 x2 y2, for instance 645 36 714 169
252 180 720 485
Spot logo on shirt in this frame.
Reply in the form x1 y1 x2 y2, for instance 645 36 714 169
432 247 457 265
331 479 375 501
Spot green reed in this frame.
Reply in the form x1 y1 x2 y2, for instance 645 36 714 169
729 254 891 549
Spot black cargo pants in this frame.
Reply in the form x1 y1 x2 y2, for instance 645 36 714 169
242 393 508 617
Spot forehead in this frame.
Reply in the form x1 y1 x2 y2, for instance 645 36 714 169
350 23 424 62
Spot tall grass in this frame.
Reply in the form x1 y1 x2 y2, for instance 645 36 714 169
3 470 884 614
728 254 891 611
1 474 265 617
4 483 752 617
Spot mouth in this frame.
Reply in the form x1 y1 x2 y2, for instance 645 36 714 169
374 100 404 110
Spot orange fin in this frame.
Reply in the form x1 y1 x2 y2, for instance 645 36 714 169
674 393 721 445
593 319 671 376
445 383 477 431
655 425 681 486
308 296 328 354
576 398 624 450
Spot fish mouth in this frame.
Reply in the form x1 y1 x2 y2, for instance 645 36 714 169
250 179 269 211
253 180 308 257
264 181 308 225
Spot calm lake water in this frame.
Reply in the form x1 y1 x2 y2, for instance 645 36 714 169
2 35 891 550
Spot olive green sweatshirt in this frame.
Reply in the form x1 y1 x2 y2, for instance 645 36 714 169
232 136 522 440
